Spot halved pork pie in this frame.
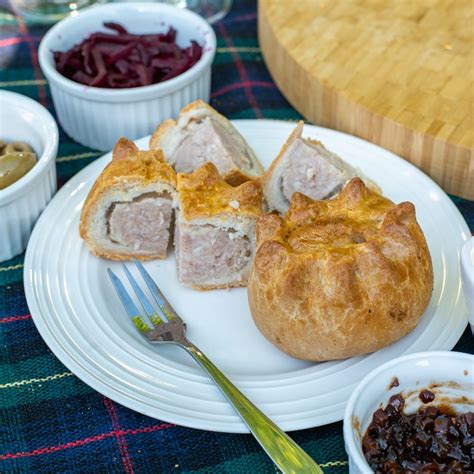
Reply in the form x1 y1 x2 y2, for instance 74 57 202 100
79 138 177 260
149 100 264 186
175 163 264 290
262 121 371 213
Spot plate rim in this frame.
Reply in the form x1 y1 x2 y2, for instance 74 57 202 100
24 119 470 433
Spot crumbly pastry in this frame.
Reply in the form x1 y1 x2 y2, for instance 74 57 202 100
79 138 177 260
262 121 376 213
150 100 264 185
175 162 264 290
248 178 433 361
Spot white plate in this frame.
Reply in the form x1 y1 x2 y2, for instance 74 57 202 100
24 120 470 433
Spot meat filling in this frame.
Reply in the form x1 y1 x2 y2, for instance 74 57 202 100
281 138 346 202
108 193 173 254
173 117 253 175
176 224 252 284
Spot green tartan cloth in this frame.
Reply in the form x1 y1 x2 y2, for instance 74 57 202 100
0 0 473 472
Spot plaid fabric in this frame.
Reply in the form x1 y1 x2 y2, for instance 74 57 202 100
1 1 473 472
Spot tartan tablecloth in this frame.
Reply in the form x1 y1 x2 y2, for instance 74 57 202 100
1 1 473 472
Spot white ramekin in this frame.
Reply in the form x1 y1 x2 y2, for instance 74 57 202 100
343 351 474 473
0 91 59 262
461 237 474 332
38 2 216 151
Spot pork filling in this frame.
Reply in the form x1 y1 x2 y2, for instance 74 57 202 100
176 223 252 284
173 117 253 175
281 138 345 203
107 192 173 254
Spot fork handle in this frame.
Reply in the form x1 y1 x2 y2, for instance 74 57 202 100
183 341 323 474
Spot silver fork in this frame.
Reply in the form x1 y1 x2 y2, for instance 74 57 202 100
108 261 323 474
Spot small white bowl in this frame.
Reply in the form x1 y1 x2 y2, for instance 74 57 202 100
343 351 474 473
38 2 216 151
461 237 474 331
0 91 59 262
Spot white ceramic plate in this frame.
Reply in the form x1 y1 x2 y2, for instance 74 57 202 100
24 120 470 433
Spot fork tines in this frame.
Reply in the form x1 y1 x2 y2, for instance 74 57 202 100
107 261 181 332
134 260 181 323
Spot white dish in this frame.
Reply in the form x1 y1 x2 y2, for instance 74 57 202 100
38 2 216 151
0 90 58 262
343 351 474 474
24 120 470 433
461 237 474 331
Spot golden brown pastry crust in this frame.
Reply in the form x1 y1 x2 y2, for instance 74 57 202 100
221 168 257 187
86 247 163 262
248 178 433 361
149 118 174 151
177 162 263 222
79 138 176 261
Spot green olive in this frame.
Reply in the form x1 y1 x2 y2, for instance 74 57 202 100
4 141 33 154
0 152 37 189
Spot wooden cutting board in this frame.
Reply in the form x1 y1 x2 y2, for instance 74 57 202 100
259 0 473 199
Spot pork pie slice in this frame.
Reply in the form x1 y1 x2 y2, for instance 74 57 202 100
175 163 264 290
149 100 264 186
79 138 177 261
262 121 374 213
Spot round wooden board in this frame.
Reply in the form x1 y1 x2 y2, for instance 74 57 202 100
259 0 473 199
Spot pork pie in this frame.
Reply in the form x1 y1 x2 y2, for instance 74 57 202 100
150 100 264 185
262 121 369 213
80 138 177 260
175 163 264 290
248 178 433 361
